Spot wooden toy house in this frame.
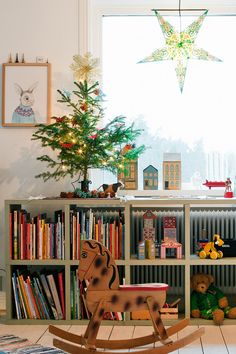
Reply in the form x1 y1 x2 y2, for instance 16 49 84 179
118 159 138 190
160 216 182 259
143 210 156 241
163 153 181 190
143 165 158 190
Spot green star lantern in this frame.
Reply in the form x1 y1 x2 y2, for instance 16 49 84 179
139 10 222 92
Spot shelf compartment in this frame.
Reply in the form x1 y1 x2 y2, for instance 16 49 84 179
130 207 184 259
10 264 65 322
69 205 125 260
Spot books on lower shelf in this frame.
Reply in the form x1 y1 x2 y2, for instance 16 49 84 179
70 207 125 260
9 207 65 260
11 269 65 320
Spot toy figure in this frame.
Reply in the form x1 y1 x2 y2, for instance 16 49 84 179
225 177 233 198
191 273 236 325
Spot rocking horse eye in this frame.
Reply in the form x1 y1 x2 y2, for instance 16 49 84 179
81 252 87 259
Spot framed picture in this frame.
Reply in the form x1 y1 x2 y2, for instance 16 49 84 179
2 63 51 127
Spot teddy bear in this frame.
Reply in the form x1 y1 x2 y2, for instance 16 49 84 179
190 273 236 325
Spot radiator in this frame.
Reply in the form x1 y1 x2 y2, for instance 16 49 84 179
131 208 236 293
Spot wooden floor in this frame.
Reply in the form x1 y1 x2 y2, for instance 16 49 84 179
0 323 236 353
1 293 236 353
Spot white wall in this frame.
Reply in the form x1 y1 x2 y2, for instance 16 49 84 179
0 0 79 275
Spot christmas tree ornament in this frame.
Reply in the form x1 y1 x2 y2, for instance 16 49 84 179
70 52 100 83
139 7 222 92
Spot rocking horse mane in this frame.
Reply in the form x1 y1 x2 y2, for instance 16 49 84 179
84 240 118 289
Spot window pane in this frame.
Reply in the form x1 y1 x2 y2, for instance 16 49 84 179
103 15 236 189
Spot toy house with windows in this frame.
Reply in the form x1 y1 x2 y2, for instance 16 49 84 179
163 153 181 190
160 216 182 259
143 210 156 241
143 165 158 190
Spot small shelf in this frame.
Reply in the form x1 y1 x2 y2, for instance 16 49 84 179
190 255 236 265
129 259 186 266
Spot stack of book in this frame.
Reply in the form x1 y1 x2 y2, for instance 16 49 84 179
70 208 125 260
11 269 65 320
9 208 65 260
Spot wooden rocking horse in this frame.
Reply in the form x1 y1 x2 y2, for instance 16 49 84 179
49 240 204 353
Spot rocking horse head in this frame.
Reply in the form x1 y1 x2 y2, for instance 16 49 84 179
78 240 120 290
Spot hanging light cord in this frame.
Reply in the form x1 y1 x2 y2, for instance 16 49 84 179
179 0 182 33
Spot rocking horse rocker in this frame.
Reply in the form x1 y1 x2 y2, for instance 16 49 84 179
49 240 204 354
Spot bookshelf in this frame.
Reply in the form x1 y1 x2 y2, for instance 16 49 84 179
5 197 236 325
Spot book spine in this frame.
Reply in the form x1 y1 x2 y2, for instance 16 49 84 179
12 274 21 319
46 274 64 320
13 210 18 260
16 275 27 318
9 212 13 259
39 273 58 320
17 272 33 319
26 276 41 319
58 272 65 319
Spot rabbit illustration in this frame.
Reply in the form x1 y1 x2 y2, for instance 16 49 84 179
12 82 38 124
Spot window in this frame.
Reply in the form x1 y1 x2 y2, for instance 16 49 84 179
83 1 236 190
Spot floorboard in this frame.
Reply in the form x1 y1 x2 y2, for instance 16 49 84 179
1 323 236 353
221 325 236 354
200 326 228 354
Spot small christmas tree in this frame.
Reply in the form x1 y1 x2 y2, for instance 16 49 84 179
32 53 145 194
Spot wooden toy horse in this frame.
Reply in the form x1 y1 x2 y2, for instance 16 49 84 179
49 240 204 354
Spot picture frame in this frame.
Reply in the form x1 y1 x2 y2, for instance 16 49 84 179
2 63 51 127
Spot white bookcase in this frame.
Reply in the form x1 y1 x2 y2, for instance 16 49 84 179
5 197 236 325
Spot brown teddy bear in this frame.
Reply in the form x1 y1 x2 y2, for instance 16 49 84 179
191 273 236 325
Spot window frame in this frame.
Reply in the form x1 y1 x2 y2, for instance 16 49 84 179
78 0 236 194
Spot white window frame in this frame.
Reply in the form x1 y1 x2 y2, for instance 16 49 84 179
78 0 236 195
79 0 236 64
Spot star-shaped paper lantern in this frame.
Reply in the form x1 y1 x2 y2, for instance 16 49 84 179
139 10 222 92
70 52 100 83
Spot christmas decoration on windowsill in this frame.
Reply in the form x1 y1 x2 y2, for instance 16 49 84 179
32 53 145 197
138 2 222 92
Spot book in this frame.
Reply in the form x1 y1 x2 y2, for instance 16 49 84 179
39 273 58 320
9 212 13 259
33 277 51 319
17 271 33 319
58 272 65 319
13 210 18 260
15 274 27 318
12 274 21 319
46 274 64 320
26 276 41 319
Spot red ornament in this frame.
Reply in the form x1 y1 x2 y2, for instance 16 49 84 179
60 142 74 148
55 117 65 123
88 134 98 139
94 89 100 96
80 102 88 111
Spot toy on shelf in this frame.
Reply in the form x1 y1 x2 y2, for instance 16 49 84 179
131 298 181 320
143 210 156 241
202 180 225 189
49 240 204 354
143 210 156 259
160 217 182 259
143 165 158 190
191 273 236 325
198 234 224 260
97 181 124 198
224 177 233 198
118 144 138 190
163 153 181 190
